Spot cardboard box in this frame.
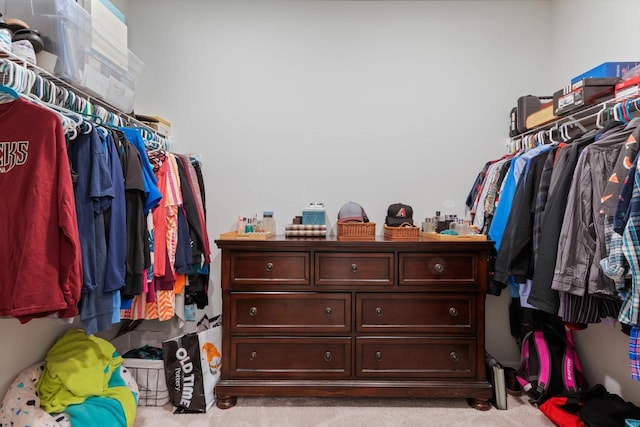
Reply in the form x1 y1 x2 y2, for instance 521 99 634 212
615 75 640 100
525 101 556 130
571 62 640 86
515 95 554 134
302 210 325 225
553 78 619 116
88 0 128 69
137 114 172 136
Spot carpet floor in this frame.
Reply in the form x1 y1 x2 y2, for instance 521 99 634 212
133 394 554 426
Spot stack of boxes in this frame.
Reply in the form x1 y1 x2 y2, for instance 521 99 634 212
4 0 144 113
553 61 640 117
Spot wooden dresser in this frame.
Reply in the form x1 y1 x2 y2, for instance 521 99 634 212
214 236 493 410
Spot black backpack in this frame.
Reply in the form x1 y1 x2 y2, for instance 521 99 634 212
516 325 587 405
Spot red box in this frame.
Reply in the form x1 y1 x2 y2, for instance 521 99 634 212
615 75 640 100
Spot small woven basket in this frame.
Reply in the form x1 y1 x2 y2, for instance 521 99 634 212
383 224 420 240
338 222 376 241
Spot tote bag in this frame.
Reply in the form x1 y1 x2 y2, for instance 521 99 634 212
163 314 222 413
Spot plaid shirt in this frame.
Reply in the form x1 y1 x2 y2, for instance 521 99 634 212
600 214 628 294
630 326 640 381
621 157 640 326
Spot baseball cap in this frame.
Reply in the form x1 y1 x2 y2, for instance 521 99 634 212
385 203 414 227
337 202 369 223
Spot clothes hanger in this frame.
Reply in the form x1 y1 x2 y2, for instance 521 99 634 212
0 60 20 102
29 75 85 139
595 102 608 129
559 122 570 141
548 125 558 144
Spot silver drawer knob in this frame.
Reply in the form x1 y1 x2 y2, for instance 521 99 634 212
449 351 459 362
249 351 257 361
324 351 332 362
351 263 358 273
449 307 458 317
434 263 444 273
266 262 273 272
325 307 332 316
375 307 383 316
375 351 383 362
249 306 258 317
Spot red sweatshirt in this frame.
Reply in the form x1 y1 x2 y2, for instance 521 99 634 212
0 97 82 322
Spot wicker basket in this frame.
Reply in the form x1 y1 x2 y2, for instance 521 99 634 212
337 222 376 240
383 224 420 240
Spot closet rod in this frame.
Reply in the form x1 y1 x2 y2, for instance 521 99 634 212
0 48 170 148
510 95 640 144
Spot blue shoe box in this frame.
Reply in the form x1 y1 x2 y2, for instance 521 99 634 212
302 210 325 225
571 62 640 86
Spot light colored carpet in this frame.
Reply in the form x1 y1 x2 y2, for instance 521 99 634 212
134 395 554 427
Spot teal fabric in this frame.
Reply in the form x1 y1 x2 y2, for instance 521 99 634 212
65 396 126 427
64 366 130 427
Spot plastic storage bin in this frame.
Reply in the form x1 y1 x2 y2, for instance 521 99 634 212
83 41 144 113
4 0 92 84
82 5 144 113
4 0 144 113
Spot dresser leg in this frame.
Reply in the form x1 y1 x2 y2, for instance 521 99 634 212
216 395 238 409
466 398 491 411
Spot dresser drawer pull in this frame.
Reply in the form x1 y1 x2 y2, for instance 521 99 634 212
434 263 444 273
375 351 383 362
449 351 459 362
266 262 274 272
249 351 257 361
324 351 332 362
325 307 332 316
449 307 458 317
375 307 383 316
351 263 358 273
249 307 258 317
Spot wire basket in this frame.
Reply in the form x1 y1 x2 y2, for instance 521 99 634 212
337 222 376 240
122 359 169 406
383 224 420 240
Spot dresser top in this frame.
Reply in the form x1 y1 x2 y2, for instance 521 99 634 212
215 235 494 251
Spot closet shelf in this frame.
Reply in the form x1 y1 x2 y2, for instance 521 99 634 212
0 46 166 146
509 94 640 149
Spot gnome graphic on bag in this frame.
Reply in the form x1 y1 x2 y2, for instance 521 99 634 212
201 342 222 375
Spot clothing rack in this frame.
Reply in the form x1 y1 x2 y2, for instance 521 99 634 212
0 48 171 151
508 94 640 152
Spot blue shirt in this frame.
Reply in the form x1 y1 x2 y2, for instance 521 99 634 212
69 127 115 335
120 127 162 213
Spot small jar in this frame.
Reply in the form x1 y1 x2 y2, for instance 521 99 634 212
263 211 276 233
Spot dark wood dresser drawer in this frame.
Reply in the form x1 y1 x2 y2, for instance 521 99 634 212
399 253 478 286
356 293 475 333
215 238 492 409
230 251 310 285
315 252 394 286
230 292 351 333
229 337 351 378
356 337 476 378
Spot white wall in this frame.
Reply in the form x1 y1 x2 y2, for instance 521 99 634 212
124 0 551 382
4 0 639 406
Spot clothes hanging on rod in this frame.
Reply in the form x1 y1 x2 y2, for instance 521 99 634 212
0 96 82 323
507 96 640 153
467 100 640 379
0 55 210 333
0 56 171 149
